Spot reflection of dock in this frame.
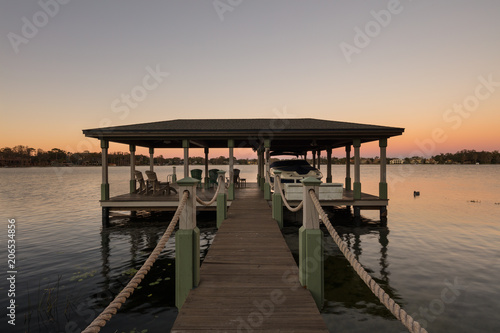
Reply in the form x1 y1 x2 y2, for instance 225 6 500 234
172 186 328 332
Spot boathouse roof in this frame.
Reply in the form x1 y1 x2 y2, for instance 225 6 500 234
83 118 404 151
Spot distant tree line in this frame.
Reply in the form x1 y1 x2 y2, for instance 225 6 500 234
1 146 498 167
431 149 500 164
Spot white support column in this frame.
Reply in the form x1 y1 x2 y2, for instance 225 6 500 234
345 145 351 191
101 139 110 228
353 139 361 200
101 140 109 200
228 139 235 200
264 139 271 200
204 147 209 189
183 140 189 178
149 147 154 172
379 138 388 200
130 144 136 193
326 148 332 183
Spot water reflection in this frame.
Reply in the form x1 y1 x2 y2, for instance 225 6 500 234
323 212 402 319
282 208 402 321
95 212 216 317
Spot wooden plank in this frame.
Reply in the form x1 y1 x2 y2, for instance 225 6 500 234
171 186 328 332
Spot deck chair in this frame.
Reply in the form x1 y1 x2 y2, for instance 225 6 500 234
190 169 203 187
144 170 177 195
208 169 219 188
233 168 241 187
134 171 149 194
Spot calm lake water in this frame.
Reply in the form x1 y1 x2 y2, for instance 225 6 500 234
1 165 499 332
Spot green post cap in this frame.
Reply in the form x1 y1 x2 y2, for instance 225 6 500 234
273 170 281 175
217 170 226 175
177 177 200 186
301 177 322 186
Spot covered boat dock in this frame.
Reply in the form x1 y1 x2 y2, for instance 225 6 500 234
82 118 404 226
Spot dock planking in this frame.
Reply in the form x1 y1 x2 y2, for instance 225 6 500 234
171 186 328 332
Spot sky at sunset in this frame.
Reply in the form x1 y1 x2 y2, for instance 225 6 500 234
1 0 499 159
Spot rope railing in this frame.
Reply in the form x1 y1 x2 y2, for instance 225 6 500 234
82 190 190 333
275 175 303 212
196 175 224 206
308 189 428 333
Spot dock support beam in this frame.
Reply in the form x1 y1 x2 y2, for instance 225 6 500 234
216 170 227 228
379 138 388 200
299 177 324 309
175 177 200 309
272 171 283 229
129 144 136 193
353 139 361 200
149 147 154 172
101 139 110 228
345 145 351 191
228 139 235 200
204 147 210 189
258 148 265 190
183 140 189 178
326 148 332 183
264 139 271 200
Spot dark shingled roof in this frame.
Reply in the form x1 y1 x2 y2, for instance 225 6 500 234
83 118 404 150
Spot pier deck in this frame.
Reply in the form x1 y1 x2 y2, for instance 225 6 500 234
171 186 328 332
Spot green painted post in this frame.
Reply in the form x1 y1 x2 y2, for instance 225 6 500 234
100 139 109 201
272 171 283 228
299 177 324 309
353 139 361 200
216 170 227 228
379 138 388 200
175 177 200 309
130 144 136 193
228 139 235 200
101 184 109 201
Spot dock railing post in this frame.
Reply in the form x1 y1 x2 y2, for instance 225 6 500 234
272 171 283 229
216 170 227 228
299 177 324 309
175 177 200 309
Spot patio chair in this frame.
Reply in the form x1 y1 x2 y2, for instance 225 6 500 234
134 171 150 194
208 169 219 188
233 168 241 187
190 169 203 187
145 170 177 195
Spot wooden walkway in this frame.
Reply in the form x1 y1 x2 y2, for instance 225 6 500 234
171 186 328 332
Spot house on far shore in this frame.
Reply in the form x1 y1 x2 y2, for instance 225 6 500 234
389 158 404 164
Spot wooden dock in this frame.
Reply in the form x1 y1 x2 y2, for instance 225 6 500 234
171 185 328 332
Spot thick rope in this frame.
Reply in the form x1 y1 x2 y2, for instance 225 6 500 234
275 176 303 212
82 191 190 333
196 175 224 206
308 189 428 333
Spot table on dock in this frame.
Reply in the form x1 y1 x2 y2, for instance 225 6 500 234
172 186 328 332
